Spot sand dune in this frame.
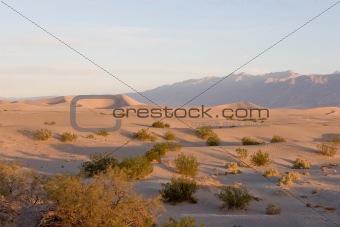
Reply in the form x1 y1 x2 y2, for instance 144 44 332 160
214 101 263 109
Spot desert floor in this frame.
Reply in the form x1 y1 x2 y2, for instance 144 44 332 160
0 98 339 227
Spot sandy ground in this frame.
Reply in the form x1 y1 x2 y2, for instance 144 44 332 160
0 97 339 227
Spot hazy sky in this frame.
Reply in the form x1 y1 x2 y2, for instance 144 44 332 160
1 0 339 97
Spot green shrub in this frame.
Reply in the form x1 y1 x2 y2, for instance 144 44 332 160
45 168 162 226
97 129 109 137
164 123 171 128
34 129 53 141
279 172 301 185
317 142 338 157
119 156 153 180
251 150 270 166
44 121 56 126
266 203 281 215
145 150 162 162
215 186 254 210
80 152 119 177
163 217 205 227
166 142 183 152
235 148 248 160
134 129 157 141
86 134 94 139
263 169 280 177
61 132 78 142
175 153 200 177
160 177 197 204
195 126 213 139
152 121 170 128
164 131 176 141
270 135 286 143
206 132 221 146
242 137 263 145
293 158 310 169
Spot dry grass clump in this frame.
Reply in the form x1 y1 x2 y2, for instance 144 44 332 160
226 162 241 174
215 186 255 210
316 137 339 157
174 153 200 178
206 132 221 146
134 129 157 141
162 216 205 227
270 135 286 143
97 129 110 137
61 132 78 142
164 131 176 141
263 169 281 177
266 203 281 215
235 148 248 160
160 177 197 205
34 129 53 141
242 137 263 145
144 143 182 162
251 150 271 166
279 172 301 186
86 134 94 139
152 121 170 128
195 126 213 139
292 158 310 169
44 121 56 126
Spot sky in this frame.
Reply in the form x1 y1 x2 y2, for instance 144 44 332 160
1 0 339 98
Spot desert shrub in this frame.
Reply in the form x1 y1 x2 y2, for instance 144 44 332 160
145 150 162 162
166 142 183 152
293 158 310 169
0 162 46 226
270 135 286 143
266 203 281 215
251 150 270 166
44 168 162 226
242 137 263 145
279 172 301 185
195 126 213 139
163 216 205 227
86 134 94 139
226 162 241 174
134 129 157 141
164 131 176 141
215 186 253 210
160 177 197 204
152 121 170 128
263 169 280 177
44 121 56 126
34 129 53 141
97 129 109 137
175 153 200 177
61 132 78 142
119 156 153 180
317 142 338 157
80 152 119 177
235 148 248 160
206 132 221 146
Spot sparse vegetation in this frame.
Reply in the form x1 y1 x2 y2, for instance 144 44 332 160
215 186 254 210
160 177 197 204
196 126 213 139
152 121 170 128
266 203 281 215
293 158 310 169
97 129 109 137
175 153 200 177
80 152 119 177
119 156 154 180
317 141 338 157
263 169 281 177
164 131 176 141
242 137 263 145
235 148 248 160
251 150 270 166
134 129 157 141
34 129 53 141
270 135 286 143
226 162 241 174
145 150 162 162
86 134 94 139
44 121 56 126
166 142 183 152
162 217 205 227
206 132 221 146
279 172 301 185
61 132 78 142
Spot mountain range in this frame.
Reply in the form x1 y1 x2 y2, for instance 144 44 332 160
128 70 340 108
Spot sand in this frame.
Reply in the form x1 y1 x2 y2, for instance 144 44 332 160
0 96 339 226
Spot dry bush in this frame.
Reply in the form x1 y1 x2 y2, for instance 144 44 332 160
317 142 338 157
97 129 109 137
119 156 153 180
293 158 310 169
235 148 248 160
162 216 205 227
226 162 241 174
61 132 78 142
164 131 176 141
215 186 254 210
80 152 119 177
34 129 53 141
44 168 162 226
160 177 197 205
175 153 200 178
270 135 286 143
195 126 213 139
44 121 56 126
242 137 263 145
279 172 301 185
152 121 170 128
251 150 270 166
134 129 157 141
86 134 94 139
266 203 281 215
206 132 221 146
263 169 280 177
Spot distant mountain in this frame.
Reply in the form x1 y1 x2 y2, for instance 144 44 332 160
128 71 340 108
